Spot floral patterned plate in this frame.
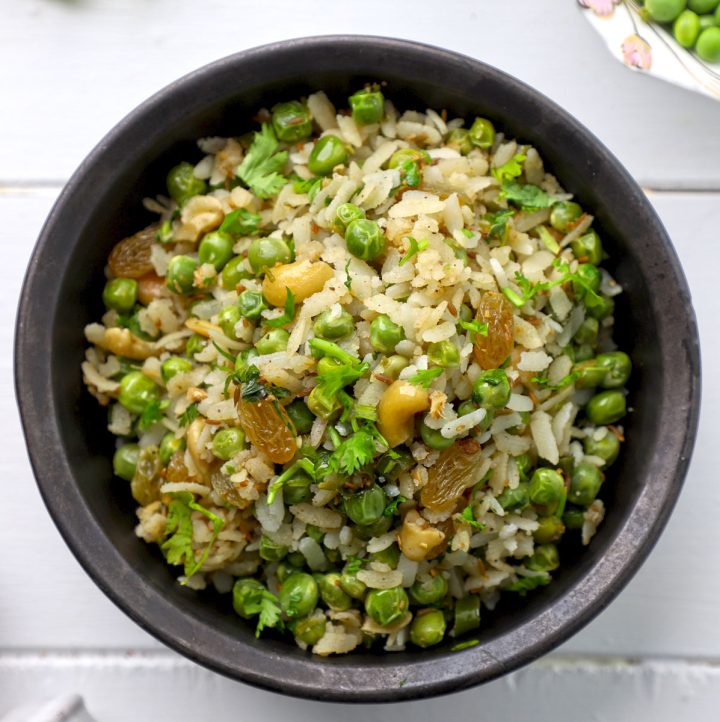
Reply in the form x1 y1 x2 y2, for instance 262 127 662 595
579 0 720 100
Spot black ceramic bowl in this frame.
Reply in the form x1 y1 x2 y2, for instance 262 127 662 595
15 36 700 702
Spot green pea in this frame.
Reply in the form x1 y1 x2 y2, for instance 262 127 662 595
427 340 460 368
211 427 245 461
247 237 292 274
515 453 533 481
571 229 604 265
409 573 448 605
185 333 206 358
645 0 687 22
345 218 386 261
446 128 472 155
573 359 606 390
596 351 632 389
688 0 719 13
232 578 266 619
526 543 559 572
232 292 263 324
102 278 138 313
419 421 454 450
375 447 414 482
218 305 241 340
353 515 392 541
256 328 289 355
715 4 720 23
586 390 626 425
584 430 620 466
349 87 385 125
365 587 409 627
574 343 595 362
673 9 702 46
289 614 327 645
287 551 306 568
573 264 602 297
381 354 409 380
166 255 198 294
313 308 354 340
220 256 252 289
369 314 404 352
452 595 481 635
118 371 159 415
528 468 565 516
371 543 400 569
198 231 234 271
534 516 565 544
333 202 366 234
468 117 496 149
308 135 347 176
285 399 315 435
259 535 288 562
306 385 341 420
283 473 313 504
584 293 614 320
497 482 530 512
159 433 185 465
457 399 477 417
697 25 720 60
562 507 586 530
345 485 386 525
550 201 583 233
317 573 353 611
161 356 192 382
573 317 599 346
569 462 604 506
340 570 367 599
271 100 313 143
388 148 431 169
279 572 319 619
113 443 139 481
166 162 207 205
275 562 295 583
472 369 511 409
410 608 446 648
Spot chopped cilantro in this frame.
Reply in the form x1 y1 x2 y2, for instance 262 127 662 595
219 208 261 236
531 371 580 390
485 209 514 241
399 236 429 266
501 180 556 210
316 361 370 400
330 428 377 475
505 572 551 596
212 341 237 365
407 367 443 388
344 259 352 291
399 159 421 188
265 287 295 328
383 495 407 517
354 405 378 422
236 124 288 199
255 591 284 637
308 338 360 366
460 505 485 530
492 152 526 183
266 458 316 505
292 175 322 197
138 399 169 431
458 319 489 338
178 402 199 427
345 556 365 575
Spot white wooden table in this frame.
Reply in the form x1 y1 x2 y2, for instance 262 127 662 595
2 1 719 718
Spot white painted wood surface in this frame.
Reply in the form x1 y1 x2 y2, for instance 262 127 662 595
2 0 720 718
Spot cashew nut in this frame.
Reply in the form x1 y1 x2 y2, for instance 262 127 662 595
397 510 446 561
185 318 222 338
186 418 211 484
262 259 334 307
101 327 158 360
377 380 430 448
174 195 223 242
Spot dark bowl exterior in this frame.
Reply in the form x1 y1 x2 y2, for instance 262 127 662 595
15 36 700 702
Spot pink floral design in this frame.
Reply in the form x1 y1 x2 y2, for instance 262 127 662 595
578 0 621 16
622 34 653 70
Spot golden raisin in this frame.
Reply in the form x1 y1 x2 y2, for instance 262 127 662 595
108 224 158 278
473 291 514 369
236 396 297 465
420 438 484 515
137 272 167 305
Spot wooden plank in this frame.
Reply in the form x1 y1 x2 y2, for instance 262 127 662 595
2 0 720 186
2 653 720 720
1 190 718 657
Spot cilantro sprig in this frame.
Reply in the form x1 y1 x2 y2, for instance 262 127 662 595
178 402 199 427
219 208 261 236
407 367 444 388
383 495 407 517
236 124 288 199
399 236 429 266
501 180 557 210
492 152 526 183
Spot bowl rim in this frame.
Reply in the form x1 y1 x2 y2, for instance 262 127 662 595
14 34 702 703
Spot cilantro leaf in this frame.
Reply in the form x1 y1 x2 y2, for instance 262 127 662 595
178 403 199 427
345 556 365 575
383 495 407 517
256 591 283 637
501 180 556 210
265 287 295 328
505 572 551 596
292 175 322 197
407 367 443 388
485 209 514 241
531 371 580 390
354 405 378 422
138 399 169 431
236 124 288 199
460 505 485 530
330 428 377 475
492 152 526 183
212 341 237 365
399 236 429 266
315 361 369 399
344 259 352 291
458 319 489 338
399 159 421 188
219 208 261 236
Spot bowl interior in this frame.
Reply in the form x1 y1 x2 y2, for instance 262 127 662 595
17 37 700 701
